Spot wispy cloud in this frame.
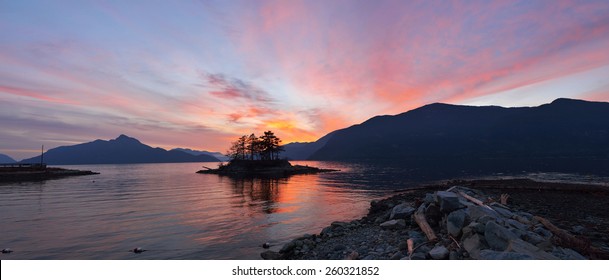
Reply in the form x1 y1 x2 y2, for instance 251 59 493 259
0 84 79 105
1 0 608 159
204 72 274 103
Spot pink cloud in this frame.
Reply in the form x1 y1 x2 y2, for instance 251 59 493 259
205 72 273 102
229 0 609 124
2 0 609 159
0 85 78 105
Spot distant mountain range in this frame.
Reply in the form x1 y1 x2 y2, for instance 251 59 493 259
281 131 337 160
20 135 220 165
288 98 609 173
0 153 16 163
11 98 609 173
170 148 229 161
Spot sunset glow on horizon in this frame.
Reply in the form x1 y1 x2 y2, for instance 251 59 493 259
2 0 609 160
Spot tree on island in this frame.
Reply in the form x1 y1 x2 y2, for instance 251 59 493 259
226 131 284 161
246 133 259 160
226 135 248 160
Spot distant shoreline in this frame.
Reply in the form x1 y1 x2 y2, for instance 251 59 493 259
0 167 99 183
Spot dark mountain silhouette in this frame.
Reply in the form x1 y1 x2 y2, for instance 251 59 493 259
0 153 16 163
170 148 229 161
20 135 220 165
281 131 337 160
308 98 609 174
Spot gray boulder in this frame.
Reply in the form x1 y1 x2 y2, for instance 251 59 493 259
479 250 534 260
506 239 558 260
374 212 390 224
321 226 333 236
280 240 299 253
535 240 554 252
534 226 553 239
513 214 532 225
516 211 534 220
390 203 416 220
435 191 462 213
466 221 486 234
490 204 514 218
447 186 482 196
463 233 487 259
447 209 468 237
429 245 449 260
410 252 426 260
468 205 501 221
522 231 546 245
485 221 519 251
457 197 476 208
505 219 528 231
509 228 527 239
380 219 406 229
552 247 587 260
424 193 435 204
261 250 282 260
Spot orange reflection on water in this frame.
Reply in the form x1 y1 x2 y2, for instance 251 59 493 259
167 166 374 258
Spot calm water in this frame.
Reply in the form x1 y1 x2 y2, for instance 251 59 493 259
1 161 607 260
0 161 401 260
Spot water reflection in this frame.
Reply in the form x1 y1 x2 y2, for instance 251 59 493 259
3 162 606 259
225 177 285 214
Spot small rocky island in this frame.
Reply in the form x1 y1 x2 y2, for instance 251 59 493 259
197 159 337 177
197 130 337 177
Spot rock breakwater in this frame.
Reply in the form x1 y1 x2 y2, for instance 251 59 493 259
0 167 99 183
263 185 608 260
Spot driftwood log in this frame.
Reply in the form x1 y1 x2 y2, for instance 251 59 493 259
458 191 494 211
413 204 438 242
448 234 461 249
534 216 609 259
407 239 414 256
500 193 510 205
405 238 434 260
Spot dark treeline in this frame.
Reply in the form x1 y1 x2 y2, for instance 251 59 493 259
227 131 285 161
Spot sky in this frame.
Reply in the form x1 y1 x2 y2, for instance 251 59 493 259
1 0 609 160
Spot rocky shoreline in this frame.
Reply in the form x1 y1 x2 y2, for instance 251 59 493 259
262 179 609 260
